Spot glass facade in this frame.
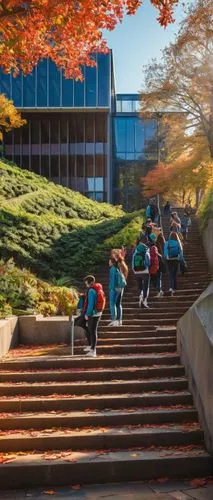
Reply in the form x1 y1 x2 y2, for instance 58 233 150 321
1 54 161 210
113 110 158 211
0 53 111 109
4 112 108 201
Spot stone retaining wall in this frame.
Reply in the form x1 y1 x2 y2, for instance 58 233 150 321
177 282 213 454
203 218 213 273
0 316 18 359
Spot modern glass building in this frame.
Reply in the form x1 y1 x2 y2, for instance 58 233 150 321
1 53 160 210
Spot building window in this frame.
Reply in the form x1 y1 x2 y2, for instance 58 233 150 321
85 63 97 107
23 70 36 107
37 60 48 107
62 73 73 107
49 60 61 107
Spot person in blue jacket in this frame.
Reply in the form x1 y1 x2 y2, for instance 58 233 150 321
74 275 104 358
164 231 183 296
108 258 125 327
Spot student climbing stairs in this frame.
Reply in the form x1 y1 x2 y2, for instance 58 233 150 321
0 212 212 489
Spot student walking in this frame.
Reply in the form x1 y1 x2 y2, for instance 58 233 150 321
75 275 105 357
163 201 171 215
181 212 191 240
170 212 181 233
132 242 150 308
150 234 164 297
164 232 183 296
108 258 127 327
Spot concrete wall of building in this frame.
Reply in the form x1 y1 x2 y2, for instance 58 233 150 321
203 218 213 273
177 282 213 454
18 315 85 345
0 316 18 359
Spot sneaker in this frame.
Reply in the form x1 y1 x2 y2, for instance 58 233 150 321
143 299 150 309
118 320 123 326
108 320 118 327
139 293 143 307
83 346 91 352
86 349 97 358
156 291 164 298
168 288 174 296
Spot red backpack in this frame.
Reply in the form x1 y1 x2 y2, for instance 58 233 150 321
149 245 159 275
84 283 106 313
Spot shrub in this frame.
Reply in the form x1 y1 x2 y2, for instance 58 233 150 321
0 259 78 318
198 188 213 230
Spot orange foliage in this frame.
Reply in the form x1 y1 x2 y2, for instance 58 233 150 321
0 0 179 79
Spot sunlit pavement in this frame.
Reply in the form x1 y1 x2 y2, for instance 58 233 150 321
0 481 213 499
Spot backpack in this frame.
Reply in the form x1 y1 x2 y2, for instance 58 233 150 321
84 283 106 313
133 244 147 272
168 241 179 259
149 245 159 275
116 268 127 289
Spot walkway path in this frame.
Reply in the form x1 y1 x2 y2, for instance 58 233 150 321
0 213 212 489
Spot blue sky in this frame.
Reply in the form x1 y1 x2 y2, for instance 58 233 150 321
105 0 187 94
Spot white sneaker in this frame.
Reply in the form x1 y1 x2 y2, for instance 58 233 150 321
108 320 118 327
139 293 143 307
169 288 174 296
143 299 149 309
118 320 122 326
83 346 91 352
156 291 164 298
86 349 97 358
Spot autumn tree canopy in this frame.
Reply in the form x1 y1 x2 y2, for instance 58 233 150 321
140 0 213 159
0 94 25 141
0 0 179 79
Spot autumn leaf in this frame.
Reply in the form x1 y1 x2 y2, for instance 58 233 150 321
43 491 56 495
71 485 81 490
189 478 207 488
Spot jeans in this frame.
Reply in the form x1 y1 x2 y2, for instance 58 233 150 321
151 270 162 292
75 314 100 350
115 289 124 321
167 260 179 291
135 273 150 299
109 289 124 321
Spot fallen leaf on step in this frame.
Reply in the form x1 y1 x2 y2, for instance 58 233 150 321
189 478 207 487
155 477 169 484
43 491 56 495
72 484 81 490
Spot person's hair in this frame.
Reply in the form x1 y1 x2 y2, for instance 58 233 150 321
110 257 118 267
118 257 128 279
169 231 183 250
84 275 95 285
156 232 165 253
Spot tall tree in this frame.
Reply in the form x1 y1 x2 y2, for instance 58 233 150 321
0 94 25 141
0 0 179 79
140 0 213 159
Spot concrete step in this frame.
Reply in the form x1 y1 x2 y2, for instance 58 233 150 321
0 377 188 397
75 336 176 346
0 391 193 412
0 423 204 453
0 353 181 370
0 448 211 489
74 344 177 355
0 365 185 383
0 407 197 430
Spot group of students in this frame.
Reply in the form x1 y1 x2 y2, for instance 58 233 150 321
74 203 191 358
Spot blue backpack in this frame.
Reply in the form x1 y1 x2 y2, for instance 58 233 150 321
116 269 127 289
168 241 179 259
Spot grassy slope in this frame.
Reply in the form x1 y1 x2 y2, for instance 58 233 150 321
197 188 213 230
0 160 143 283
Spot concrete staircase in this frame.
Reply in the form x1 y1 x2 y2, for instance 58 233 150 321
0 214 212 489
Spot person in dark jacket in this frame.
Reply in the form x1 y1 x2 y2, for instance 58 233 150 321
132 242 150 308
